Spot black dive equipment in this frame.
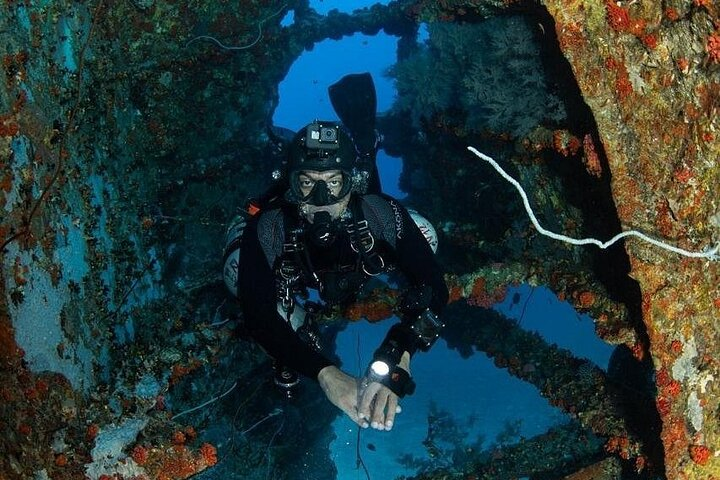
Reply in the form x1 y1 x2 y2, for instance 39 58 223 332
409 309 444 351
274 364 300 399
364 285 445 397
396 285 444 351
307 211 339 247
367 339 416 398
286 121 356 205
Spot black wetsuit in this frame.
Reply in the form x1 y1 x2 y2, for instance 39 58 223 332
237 193 448 380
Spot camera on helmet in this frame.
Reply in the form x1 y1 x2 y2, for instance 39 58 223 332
305 121 340 150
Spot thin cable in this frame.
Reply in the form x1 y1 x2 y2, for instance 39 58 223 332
100 259 157 322
240 408 282 436
222 378 265 462
265 415 285 480
517 286 535 326
355 333 371 480
1 0 105 252
468 147 720 261
171 381 238 420
186 3 287 51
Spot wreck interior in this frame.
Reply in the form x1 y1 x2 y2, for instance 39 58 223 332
1 0 719 479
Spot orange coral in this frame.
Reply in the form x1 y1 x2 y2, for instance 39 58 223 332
171 431 187 445
582 134 602 178
86 423 99 441
132 445 149 465
688 444 710 465
200 443 217 466
447 285 463 303
0 172 12 193
0 117 19 137
615 63 633 100
656 367 671 387
552 129 581 157
606 1 631 31
557 21 586 51
605 435 631 459
707 32 720 63
665 380 681 397
641 33 657 49
35 379 48 395
343 288 397 322
656 396 671 416
18 423 31 435
673 167 692 183
664 7 680 21
467 278 507 308
156 450 198 480
577 290 596 308
169 359 202 385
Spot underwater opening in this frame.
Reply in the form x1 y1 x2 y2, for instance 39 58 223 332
253 2 628 479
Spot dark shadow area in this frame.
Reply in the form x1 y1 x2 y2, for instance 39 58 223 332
529 6 664 476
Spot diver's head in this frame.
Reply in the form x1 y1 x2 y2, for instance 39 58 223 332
286 121 357 207
295 169 352 240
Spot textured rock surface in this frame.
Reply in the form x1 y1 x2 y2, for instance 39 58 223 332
543 1 720 477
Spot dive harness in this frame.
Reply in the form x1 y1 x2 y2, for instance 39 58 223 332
275 197 385 316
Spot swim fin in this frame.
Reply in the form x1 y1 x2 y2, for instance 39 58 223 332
328 72 377 155
329 72 381 194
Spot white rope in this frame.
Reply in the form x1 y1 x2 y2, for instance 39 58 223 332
468 147 720 261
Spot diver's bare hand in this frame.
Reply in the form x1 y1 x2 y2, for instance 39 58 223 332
358 352 410 431
317 366 366 427
358 381 399 430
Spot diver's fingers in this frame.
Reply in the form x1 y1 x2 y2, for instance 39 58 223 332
385 394 399 430
358 382 381 422
370 388 391 430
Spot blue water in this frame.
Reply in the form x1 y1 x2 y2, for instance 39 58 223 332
273 2 614 478
273 28 404 198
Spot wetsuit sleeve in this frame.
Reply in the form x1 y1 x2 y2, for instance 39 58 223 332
237 213 333 380
362 195 449 356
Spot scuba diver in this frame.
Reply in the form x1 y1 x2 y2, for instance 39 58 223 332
223 74 448 431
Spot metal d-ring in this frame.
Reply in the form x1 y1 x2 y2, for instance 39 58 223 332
362 255 385 276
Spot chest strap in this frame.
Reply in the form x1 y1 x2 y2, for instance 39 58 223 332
347 197 385 276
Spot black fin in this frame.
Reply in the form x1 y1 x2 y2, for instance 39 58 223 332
328 72 377 154
329 72 381 194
